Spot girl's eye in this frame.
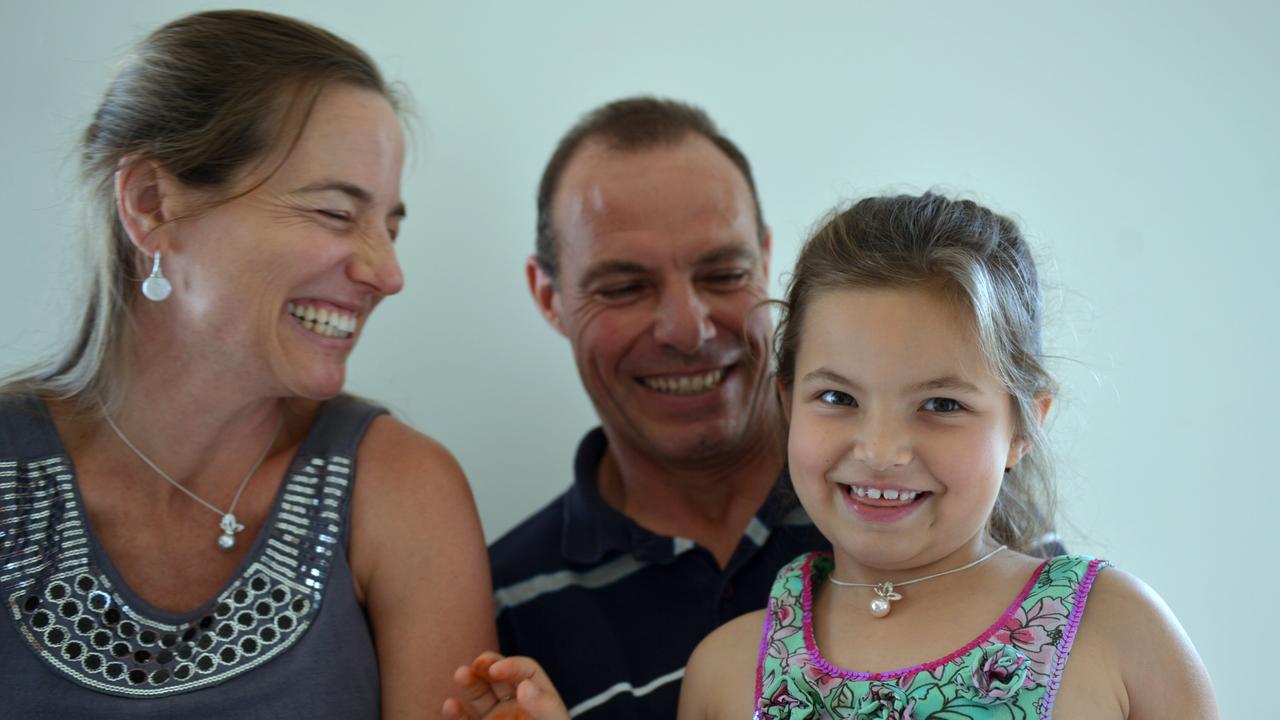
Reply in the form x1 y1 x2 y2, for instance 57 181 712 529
818 390 856 407
922 397 964 413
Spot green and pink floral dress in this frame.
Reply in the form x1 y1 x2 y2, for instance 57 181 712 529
755 553 1109 719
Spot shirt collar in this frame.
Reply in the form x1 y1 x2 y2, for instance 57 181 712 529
560 428 810 564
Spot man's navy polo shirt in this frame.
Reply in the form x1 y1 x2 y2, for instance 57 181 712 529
490 428 828 719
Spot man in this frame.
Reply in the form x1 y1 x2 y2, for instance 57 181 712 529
488 97 827 718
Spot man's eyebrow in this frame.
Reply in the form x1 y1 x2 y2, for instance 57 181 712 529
577 260 649 292
907 376 983 394
293 180 407 219
695 244 757 266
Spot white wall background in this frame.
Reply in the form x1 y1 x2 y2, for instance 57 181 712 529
2 1 1273 715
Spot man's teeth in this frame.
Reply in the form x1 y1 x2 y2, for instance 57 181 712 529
642 369 726 395
848 485 920 503
287 302 356 338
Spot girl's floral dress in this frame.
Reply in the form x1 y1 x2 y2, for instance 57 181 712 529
755 553 1109 719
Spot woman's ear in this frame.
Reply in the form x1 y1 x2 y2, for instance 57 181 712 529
114 156 184 256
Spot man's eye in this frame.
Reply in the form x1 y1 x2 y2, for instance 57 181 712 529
316 209 352 221
922 397 964 413
818 390 856 407
597 284 644 300
702 271 749 288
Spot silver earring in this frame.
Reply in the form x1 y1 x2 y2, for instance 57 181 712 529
141 252 172 302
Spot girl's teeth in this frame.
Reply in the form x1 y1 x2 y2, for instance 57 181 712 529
848 485 919 503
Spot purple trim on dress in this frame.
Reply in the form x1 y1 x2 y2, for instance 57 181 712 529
754 600 775 713
799 553 1049 680
1038 558 1108 717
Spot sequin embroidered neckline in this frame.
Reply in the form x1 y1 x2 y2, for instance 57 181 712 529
0 402 358 697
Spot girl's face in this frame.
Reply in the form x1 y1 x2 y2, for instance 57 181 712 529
784 285 1027 574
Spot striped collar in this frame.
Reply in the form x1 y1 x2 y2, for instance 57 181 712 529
561 428 810 565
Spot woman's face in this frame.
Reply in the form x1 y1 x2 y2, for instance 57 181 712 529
156 83 406 400
784 285 1026 574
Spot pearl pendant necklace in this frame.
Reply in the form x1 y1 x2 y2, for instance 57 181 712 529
218 513 246 551
102 408 282 552
829 545 1007 618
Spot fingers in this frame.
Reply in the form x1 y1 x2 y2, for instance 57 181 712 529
443 653 568 720
455 662 499 706
441 696 478 720
488 658 569 720
472 654 516 704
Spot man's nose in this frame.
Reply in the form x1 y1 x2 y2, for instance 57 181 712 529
652 281 714 354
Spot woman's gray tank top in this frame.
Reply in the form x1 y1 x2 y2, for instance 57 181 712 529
0 393 384 718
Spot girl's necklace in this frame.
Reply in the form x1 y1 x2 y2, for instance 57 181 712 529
101 410 283 552
829 544 1007 618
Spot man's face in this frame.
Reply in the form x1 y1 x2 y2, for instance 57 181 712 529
532 134 773 469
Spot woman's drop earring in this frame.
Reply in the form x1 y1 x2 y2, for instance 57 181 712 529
142 252 172 302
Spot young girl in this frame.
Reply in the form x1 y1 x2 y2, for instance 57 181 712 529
678 192 1217 719
442 192 1217 720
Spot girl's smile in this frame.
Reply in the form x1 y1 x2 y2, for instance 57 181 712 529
838 482 931 523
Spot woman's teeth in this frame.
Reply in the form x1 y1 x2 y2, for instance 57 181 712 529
288 302 356 339
847 485 920 503
642 369 726 395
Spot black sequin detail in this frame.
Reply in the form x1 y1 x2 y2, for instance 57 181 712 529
3 450 355 697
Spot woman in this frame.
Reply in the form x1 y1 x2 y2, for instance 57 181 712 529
0 10 494 717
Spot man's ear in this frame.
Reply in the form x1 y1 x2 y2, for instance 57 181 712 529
776 376 793 424
1006 391 1055 470
760 224 772 281
526 255 567 337
114 156 183 257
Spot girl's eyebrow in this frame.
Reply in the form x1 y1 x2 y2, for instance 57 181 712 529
908 376 982 394
800 369 981 395
800 368 858 388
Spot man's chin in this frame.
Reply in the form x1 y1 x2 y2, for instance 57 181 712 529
638 424 756 467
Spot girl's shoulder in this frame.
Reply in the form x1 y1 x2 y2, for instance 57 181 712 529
682 609 766 720
1053 562 1220 718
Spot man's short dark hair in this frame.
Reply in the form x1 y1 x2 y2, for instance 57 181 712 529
535 96 766 282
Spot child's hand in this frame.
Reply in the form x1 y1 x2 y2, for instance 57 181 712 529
441 652 569 720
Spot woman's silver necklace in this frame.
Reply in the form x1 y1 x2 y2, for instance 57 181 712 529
829 544 1007 618
101 410 283 552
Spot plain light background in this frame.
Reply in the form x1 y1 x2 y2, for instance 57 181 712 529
2 1 1273 715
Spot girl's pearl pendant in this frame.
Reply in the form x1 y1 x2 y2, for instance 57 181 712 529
217 513 245 551
869 582 903 618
